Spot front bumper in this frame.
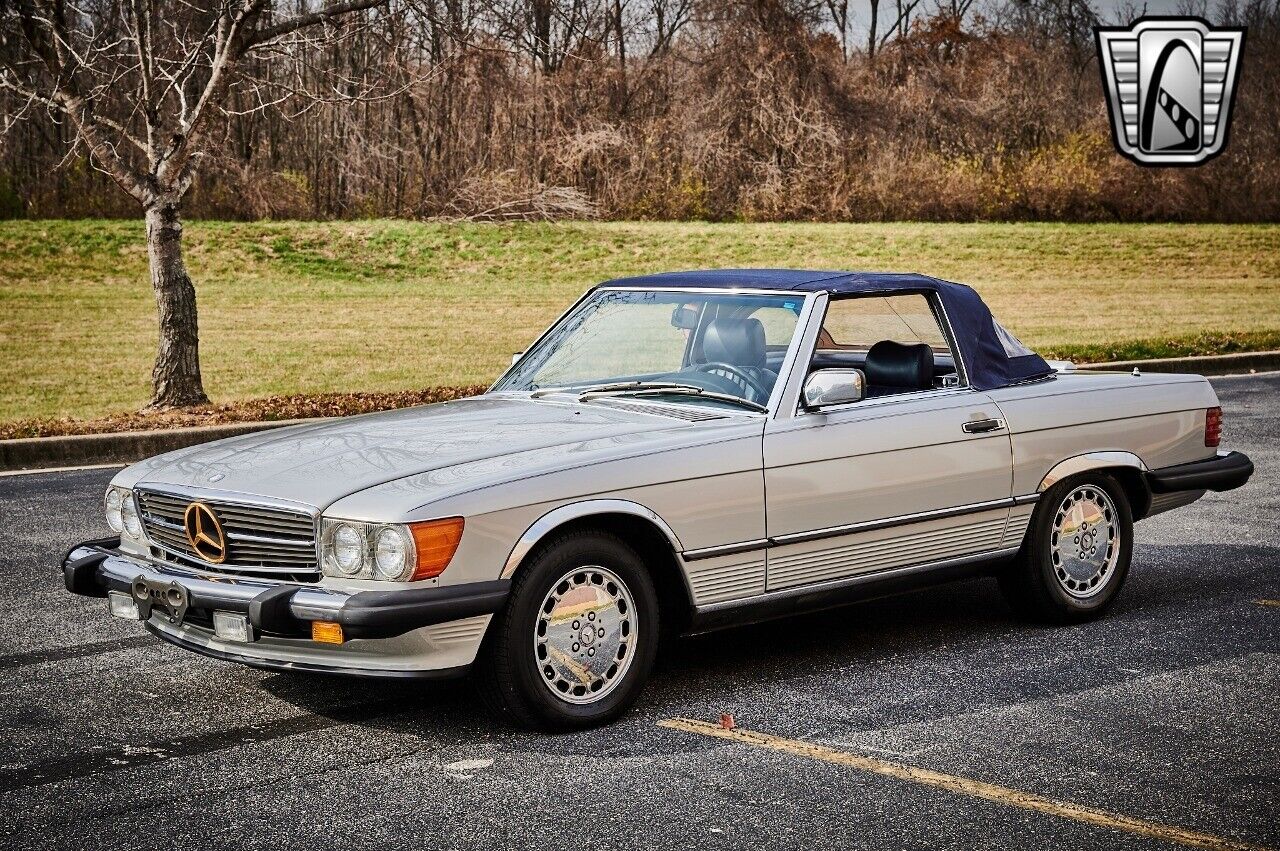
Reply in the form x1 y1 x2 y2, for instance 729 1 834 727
1146 450 1254 494
62 539 509 676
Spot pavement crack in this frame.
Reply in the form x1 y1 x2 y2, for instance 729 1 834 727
84 744 433 822
0 697 412 793
0 635 156 671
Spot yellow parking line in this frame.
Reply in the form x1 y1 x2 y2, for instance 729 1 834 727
1254 600 1280 608
659 718 1270 851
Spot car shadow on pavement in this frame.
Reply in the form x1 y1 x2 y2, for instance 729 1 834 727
253 542 1278 741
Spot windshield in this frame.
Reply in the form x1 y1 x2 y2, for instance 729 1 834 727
496 289 805 408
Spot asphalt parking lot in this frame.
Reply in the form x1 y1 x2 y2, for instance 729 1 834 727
0 373 1276 851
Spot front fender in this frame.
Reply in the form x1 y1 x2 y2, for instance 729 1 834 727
500 499 686 579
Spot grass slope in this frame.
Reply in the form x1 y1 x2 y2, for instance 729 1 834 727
1 220 1278 423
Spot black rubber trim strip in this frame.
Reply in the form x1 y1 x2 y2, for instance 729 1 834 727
144 623 471 679
60 536 121 597
60 535 120 568
249 585 307 636
63 551 111 597
337 580 511 639
681 539 770 561
1146 450 1253 494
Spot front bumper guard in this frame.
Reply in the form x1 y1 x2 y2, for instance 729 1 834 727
62 540 510 641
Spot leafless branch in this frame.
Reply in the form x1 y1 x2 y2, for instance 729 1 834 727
246 0 391 48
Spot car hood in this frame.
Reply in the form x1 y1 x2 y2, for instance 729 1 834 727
120 396 707 509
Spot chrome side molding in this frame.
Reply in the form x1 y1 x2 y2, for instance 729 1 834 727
682 495 1038 561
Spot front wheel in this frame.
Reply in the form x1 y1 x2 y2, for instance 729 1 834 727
999 473 1134 623
478 531 659 731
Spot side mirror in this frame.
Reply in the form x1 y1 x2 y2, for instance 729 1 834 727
511 352 523 366
803 368 866 410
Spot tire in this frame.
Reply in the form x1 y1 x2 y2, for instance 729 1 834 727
477 530 660 731
999 472 1134 623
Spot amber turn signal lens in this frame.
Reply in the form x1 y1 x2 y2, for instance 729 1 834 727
312 621 345 644
408 517 465 580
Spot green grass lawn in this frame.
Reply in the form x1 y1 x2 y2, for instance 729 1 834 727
1 219 1278 423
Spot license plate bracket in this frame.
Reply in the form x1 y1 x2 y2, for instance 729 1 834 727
130 576 190 625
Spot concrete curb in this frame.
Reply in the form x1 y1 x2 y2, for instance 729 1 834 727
4 350 1279 473
1076 350 1280 376
0 419 316 472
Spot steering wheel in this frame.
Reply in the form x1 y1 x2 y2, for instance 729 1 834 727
692 362 770 402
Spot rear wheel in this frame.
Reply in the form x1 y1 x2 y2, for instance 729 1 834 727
478 531 659 731
999 473 1133 623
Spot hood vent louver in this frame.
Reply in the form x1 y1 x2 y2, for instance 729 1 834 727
595 399 728 422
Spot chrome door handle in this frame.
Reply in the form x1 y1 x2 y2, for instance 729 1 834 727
963 418 1005 434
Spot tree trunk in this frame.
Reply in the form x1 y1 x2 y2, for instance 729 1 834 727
868 0 879 60
143 202 210 409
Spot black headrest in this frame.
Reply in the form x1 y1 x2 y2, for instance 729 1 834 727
703 318 766 369
865 340 934 390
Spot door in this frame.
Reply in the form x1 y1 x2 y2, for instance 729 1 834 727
763 292 1014 591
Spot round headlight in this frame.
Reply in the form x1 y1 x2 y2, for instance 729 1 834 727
104 488 124 533
331 524 365 575
120 494 142 538
373 526 411 580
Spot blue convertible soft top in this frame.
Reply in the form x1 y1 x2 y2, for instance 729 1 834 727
598 269 1054 391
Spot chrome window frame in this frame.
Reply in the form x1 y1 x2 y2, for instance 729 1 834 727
786 288 976 418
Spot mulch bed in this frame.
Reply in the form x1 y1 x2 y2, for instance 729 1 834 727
0 386 487 440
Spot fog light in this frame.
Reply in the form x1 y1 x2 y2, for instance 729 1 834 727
107 590 141 620
212 610 255 643
311 621 344 644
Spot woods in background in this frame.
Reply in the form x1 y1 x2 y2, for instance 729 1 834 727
4 0 1279 223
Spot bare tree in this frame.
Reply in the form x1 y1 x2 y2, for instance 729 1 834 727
489 0 608 73
821 0 849 59
865 0 876 58
2 0 1276 238
1 0 394 408
646 0 692 54
889 0 919 41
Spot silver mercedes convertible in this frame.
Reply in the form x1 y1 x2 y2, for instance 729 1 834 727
63 270 1253 730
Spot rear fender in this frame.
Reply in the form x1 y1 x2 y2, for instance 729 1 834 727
1038 451 1152 518
1037 451 1147 492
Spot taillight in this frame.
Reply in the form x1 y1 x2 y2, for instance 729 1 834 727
1205 406 1222 447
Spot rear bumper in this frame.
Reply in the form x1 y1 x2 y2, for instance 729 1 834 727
61 540 508 677
1146 450 1254 494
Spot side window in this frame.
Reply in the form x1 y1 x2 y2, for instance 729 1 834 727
750 306 805 349
813 294 963 395
819 294 948 350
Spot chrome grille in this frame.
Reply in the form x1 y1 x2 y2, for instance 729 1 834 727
135 488 319 579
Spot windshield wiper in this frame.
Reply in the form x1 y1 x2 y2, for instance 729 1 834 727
581 385 769 413
531 381 693 399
